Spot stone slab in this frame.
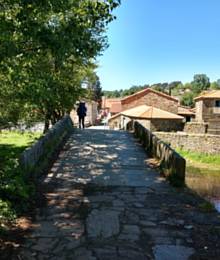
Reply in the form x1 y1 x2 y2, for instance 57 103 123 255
153 245 195 260
86 209 120 239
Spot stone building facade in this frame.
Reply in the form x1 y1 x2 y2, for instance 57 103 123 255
194 90 220 135
195 99 220 123
109 115 134 130
108 105 184 132
102 88 179 117
120 89 179 114
129 119 183 132
150 119 184 132
184 122 208 134
177 106 195 122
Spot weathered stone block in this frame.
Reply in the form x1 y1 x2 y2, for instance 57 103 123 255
133 122 185 186
155 132 220 155
19 116 73 178
86 209 120 239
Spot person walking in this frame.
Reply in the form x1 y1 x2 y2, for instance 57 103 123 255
77 101 87 129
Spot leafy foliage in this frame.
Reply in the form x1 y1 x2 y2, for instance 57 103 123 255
151 83 169 93
103 85 148 98
168 81 182 95
0 199 16 224
191 74 210 94
87 75 103 109
210 81 220 90
0 0 120 132
180 92 195 107
0 131 41 224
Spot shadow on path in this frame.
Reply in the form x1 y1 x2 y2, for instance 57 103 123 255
10 129 220 260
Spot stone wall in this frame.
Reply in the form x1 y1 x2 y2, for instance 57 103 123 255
127 121 185 186
134 119 184 132
108 115 122 130
121 92 178 114
154 132 220 155
151 119 184 132
20 115 73 177
184 122 208 134
109 115 133 130
110 116 183 132
136 119 151 130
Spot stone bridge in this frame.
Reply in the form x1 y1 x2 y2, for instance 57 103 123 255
16 128 220 259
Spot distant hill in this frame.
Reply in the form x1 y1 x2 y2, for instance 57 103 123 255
102 75 220 107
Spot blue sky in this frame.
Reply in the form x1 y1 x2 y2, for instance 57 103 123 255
97 0 220 91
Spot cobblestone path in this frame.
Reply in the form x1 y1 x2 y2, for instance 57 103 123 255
17 129 220 259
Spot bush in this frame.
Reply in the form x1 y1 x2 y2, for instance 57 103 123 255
0 131 41 225
0 199 16 226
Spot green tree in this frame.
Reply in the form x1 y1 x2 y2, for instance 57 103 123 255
113 90 121 97
123 85 144 96
180 92 195 107
210 80 220 90
168 81 182 95
102 90 113 98
0 0 120 132
93 77 103 109
151 83 168 93
183 82 192 90
102 84 149 98
210 81 220 90
191 74 210 94
87 75 103 110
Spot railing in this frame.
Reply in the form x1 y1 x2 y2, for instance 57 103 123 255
127 121 185 187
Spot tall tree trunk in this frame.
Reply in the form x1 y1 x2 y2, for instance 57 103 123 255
51 111 56 125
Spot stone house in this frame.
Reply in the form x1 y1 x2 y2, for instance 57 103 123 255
193 90 220 135
101 88 179 116
177 106 195 122
120 88 179 114
101 97 122 116
108 105 184 131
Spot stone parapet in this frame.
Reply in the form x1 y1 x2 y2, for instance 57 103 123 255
19 115 73 177
127 121 185 186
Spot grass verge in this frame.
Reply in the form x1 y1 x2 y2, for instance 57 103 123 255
176 149 220 167
0 131 41 227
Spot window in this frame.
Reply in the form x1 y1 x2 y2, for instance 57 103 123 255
215 100 220 107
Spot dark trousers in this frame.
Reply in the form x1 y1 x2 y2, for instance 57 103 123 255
79 116 85 128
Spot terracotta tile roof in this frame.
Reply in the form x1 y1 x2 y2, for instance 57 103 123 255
194 90 220 101
101 97 121 109
120 105 184 120
178 106 195 115
121 88 179 104
110 102 122 113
